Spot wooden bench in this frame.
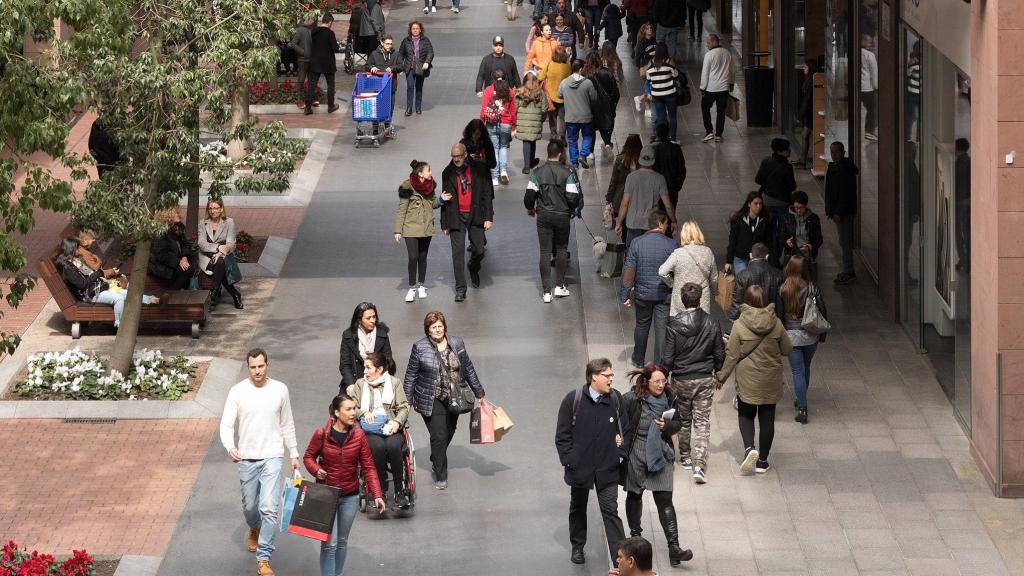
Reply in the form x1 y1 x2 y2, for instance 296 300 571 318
37 257 211 339
144 272 214 292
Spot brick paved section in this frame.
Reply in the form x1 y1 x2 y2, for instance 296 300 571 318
0 419 217 556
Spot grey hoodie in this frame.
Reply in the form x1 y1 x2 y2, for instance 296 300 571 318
557 74 597 124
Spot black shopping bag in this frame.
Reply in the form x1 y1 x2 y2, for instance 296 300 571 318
287 480 340 542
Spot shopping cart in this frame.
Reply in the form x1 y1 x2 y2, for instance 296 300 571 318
352 72 394 148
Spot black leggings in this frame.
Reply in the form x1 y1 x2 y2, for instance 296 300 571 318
625 490 674 535
404 236 432 286
523 140 537 170
737 399 776 460
366 432 406 493
422 398 458 481
208 257 240 298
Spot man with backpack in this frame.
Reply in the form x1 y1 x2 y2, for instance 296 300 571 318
555 358 630 565
525 139 583 303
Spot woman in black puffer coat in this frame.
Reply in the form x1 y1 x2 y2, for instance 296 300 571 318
398 21 435 116
403 310 485 489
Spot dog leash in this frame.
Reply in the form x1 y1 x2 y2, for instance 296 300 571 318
576 213 602 243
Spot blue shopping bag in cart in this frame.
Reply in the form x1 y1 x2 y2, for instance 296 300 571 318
279 470 303 532
351 72 393 123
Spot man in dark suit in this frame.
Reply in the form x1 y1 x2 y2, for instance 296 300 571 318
555 357 630 565
305 12 341 115
441 143 494 302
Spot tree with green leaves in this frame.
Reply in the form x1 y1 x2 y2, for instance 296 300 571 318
2 0 308 374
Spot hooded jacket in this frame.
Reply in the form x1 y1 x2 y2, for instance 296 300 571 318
557 74 597 124
525 37 560 74
716 304 793 405
303 421 383 499
394 179 440 238
662 308 725 380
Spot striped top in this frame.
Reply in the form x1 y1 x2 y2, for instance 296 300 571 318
646 65 679 97
907 62 921 95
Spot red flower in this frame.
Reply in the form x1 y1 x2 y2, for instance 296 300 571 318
237 243 250 252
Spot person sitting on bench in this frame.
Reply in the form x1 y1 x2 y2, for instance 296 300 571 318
149 220 196 290
55 238 158 327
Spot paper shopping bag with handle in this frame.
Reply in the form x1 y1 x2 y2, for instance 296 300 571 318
491 404 514 441
287 480 340 541
279 471 303 532
470 400 495 444
716 270 735 314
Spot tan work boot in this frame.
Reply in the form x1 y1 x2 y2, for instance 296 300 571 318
257 560 275 576
246 528 259 552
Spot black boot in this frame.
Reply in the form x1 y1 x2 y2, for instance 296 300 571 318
625 494 643 538
658 506 693 566
226 284 243 309
210 287 222 307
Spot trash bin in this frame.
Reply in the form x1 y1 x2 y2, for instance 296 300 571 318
744 65 774 127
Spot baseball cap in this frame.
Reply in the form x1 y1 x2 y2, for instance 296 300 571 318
493 35 505 46
639 145 656 167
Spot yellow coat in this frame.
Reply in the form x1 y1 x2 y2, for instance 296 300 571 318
538 61 572 104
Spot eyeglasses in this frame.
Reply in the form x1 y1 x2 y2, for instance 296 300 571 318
598 372 614 379
649 378 667 385
451 153 467 159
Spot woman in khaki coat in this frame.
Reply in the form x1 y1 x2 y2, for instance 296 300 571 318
715 284 792 476
394 159 450 303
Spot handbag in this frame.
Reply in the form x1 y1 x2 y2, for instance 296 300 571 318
482 101 503 125
437 344 476 414
725 94 741 121
359 416 388 436
674 70 692 106
716 270 734 313
540 68 556 112
800 287 831 334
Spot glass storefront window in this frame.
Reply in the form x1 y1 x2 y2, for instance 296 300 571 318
858 0 879 275
901 28 923 349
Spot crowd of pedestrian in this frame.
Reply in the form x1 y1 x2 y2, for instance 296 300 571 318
213 1 865 574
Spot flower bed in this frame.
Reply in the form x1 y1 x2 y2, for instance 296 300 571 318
11 349 198 401
1 541 96 576
249 80 321 106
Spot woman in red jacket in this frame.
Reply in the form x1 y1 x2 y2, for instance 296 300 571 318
479 72 518 187
304 394 386 576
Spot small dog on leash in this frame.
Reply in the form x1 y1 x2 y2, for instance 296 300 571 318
592 237 607 273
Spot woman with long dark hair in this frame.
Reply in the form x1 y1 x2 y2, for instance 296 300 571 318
395 160 448 303
403 311 485 490
303 394 385 576
582 50 620 149
778 254 828 424
348 351 412 508
480 73 517 186
798 59 820 167
724 191 771 275
622 363 693 566
716 285 793 475
339 302 394 390
644 43 679 142
460 118 497 172
605 133 643 219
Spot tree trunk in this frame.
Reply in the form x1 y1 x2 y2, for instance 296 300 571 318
108 238 151 376
227 78 250 160
185 105 201 239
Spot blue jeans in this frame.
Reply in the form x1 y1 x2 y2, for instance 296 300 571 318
319 494 360 576
789 343 818 409
656 25 680 59
732 257 748 275
632 299 669 366
487 123 512 178
238 457 283 562
93 289 127 326
584 6 602 40
565 122 595 166
651 94 678 141
405 74 425 111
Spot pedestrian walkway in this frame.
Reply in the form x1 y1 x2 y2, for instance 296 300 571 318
143 4 1024 576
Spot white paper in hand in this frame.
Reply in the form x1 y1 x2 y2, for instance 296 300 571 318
662 408 676 421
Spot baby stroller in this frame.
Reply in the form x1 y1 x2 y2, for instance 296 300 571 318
352 71 394 147
358 425 417 517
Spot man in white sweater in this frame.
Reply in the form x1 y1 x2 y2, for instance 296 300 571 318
698 34 735 143
220 348 299 576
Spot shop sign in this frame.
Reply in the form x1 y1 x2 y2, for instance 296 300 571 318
902 0 970 74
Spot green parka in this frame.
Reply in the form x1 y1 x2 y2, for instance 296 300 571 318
515 91 546 142
716 303 793 405
394 179 440 238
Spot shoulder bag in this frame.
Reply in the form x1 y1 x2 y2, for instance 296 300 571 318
437 343 476 415
800 285 832 335
674 68 692 106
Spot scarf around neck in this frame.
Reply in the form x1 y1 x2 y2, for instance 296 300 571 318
410 173 436 196
644 392 672 473
357 326 376 359
360 372 394 415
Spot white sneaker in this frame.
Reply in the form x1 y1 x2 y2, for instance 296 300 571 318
405 288 416 302
453 6 459 12
542 292 552 303
633 95 642 112
714 135 723 142
740 448 759 476
423 6 429 12
553 285 571 297
693 467 707 484
431 5 437 11
492 177 499 186
702 133 715 142
417 285 428 299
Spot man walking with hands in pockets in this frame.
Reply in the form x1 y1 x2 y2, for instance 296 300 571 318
220 348 300 576
555 358 631 565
